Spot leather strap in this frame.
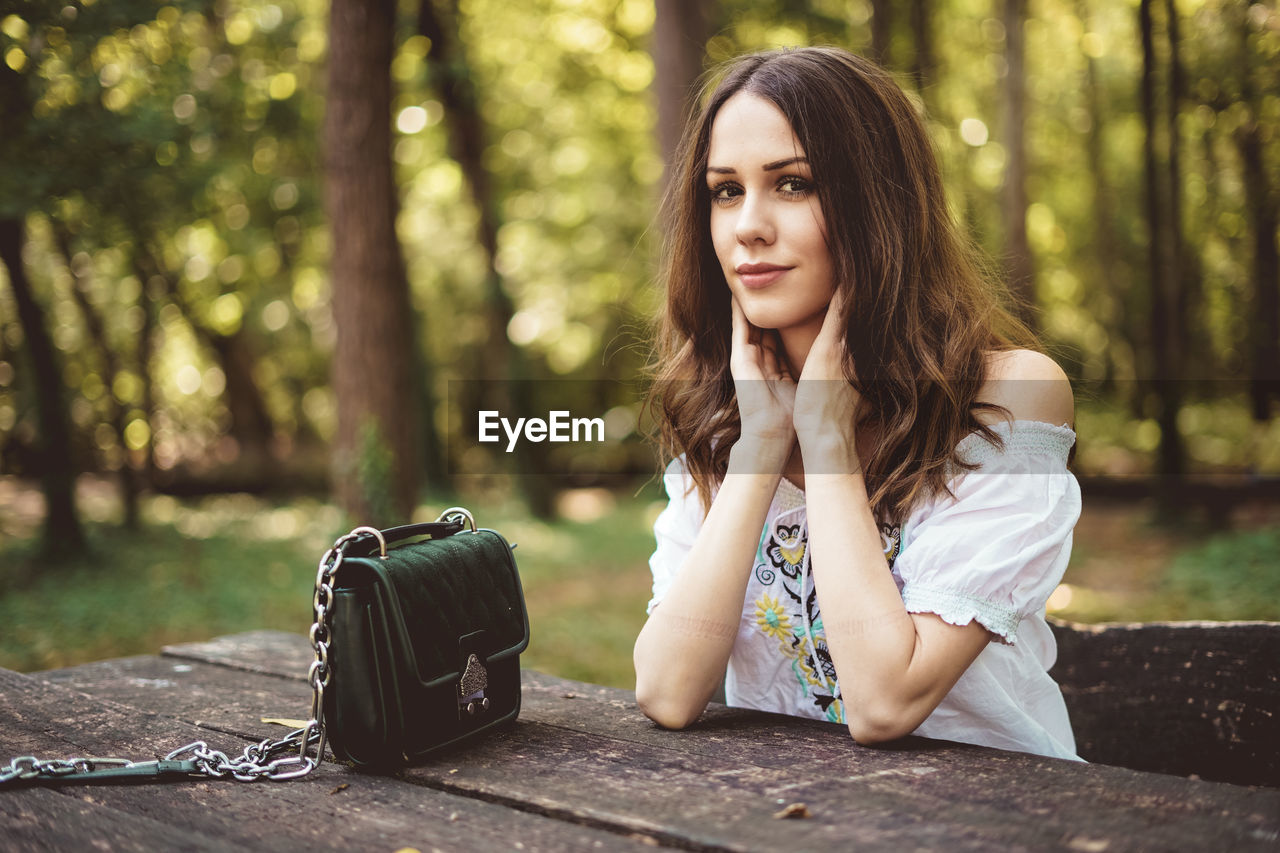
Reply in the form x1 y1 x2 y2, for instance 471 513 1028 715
343 520 466 557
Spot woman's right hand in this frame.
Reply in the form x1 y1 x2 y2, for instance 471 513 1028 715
730 295 796 460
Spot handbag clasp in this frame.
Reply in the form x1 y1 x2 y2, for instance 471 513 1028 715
458 653 490 716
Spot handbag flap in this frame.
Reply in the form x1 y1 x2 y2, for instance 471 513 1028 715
337 529 528 684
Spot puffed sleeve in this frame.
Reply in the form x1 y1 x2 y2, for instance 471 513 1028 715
893 421 1081 645
646 455 707 614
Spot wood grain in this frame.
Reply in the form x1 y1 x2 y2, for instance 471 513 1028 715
31 637 1280 852
0 667 664 852
1050 619 1280 786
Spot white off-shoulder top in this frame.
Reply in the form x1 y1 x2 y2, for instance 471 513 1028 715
646 420 1083 760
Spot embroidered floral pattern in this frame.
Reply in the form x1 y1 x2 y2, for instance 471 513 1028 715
751 514 843 723
754 595 792 641
768 523 806 572
880 522 901 567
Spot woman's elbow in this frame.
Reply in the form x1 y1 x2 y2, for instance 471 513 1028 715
635 681 704 730
845 703 919 745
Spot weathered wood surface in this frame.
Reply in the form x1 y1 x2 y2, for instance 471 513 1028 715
159 626 1280 786
0 666 663 852
1049 619 1280 787
21 632 1280 852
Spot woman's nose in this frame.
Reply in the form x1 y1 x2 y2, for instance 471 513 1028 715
735 193 775 245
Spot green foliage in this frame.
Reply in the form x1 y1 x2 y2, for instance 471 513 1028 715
1158 528 1280 621
0 0 330 481
0 0 1277 516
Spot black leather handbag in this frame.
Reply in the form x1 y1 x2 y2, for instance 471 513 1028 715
0 506 529 786
318 509 529 768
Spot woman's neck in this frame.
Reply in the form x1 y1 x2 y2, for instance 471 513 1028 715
779 323 822 377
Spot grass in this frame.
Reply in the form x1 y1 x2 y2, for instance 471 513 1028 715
0 483 665 688
1156 527 1280 621
1046 498 1280 624
0 494 343 673
1 480 1277 687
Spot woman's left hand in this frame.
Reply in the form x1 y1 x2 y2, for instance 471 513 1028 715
793 289 862 471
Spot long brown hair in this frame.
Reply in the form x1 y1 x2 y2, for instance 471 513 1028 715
648 47 1039 518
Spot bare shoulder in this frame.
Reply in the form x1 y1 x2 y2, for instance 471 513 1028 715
977 349 1074 428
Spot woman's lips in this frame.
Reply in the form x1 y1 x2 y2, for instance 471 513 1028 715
736 263 792 289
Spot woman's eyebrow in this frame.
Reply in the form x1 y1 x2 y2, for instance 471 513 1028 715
762 156 808 171
705 156 810 176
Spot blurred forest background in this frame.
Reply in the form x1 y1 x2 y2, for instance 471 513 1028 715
0 0 1277 684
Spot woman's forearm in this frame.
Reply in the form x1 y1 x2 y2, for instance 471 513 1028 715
802 462 989 743
633 440 787 728
803 470 918 684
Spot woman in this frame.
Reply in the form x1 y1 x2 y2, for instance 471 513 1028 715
633 47 1081 760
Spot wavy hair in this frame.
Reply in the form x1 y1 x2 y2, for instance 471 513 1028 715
648 47 1039 518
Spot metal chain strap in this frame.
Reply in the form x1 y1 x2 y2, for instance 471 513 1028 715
0 525 383 787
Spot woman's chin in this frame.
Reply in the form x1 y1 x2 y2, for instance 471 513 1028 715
740 306 794 332
736 302 781 330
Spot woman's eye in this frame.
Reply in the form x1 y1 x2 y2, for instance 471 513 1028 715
778 177 812 196
710 182 743 203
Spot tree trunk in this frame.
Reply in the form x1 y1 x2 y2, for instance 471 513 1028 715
1001 0 1038 332
1240 122 1280 423
1139 0 1185 484
137 271 157 483
54 225 139 528
1235 15 1280 424
1239 123 1279 422
133 241 277 481
0 216 87 558
869 0 893 68
206 331 277 467
327 0 420 523
419 0 552 516
127 252 161 485
417 0 509 409
1164 0 1196 385
652 0 715 180
909 0 935 98
1077 0 1127 388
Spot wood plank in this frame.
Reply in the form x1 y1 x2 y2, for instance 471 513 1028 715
36 650 1280 852
2 786 236 853
161 630 313 678
49 644 961 773
164 628 1280 789
0 667 673 852
399 715 1280 852
40 654 316 746
1050 619 1280 786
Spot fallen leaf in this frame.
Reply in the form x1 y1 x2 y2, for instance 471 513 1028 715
773 802 812 819
261 717 309 728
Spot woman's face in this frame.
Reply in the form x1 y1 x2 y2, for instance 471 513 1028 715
706 91 835 338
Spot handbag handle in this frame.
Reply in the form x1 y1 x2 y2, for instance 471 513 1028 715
342 507 477 558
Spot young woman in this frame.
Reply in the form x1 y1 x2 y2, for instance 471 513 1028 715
634 47 1081 760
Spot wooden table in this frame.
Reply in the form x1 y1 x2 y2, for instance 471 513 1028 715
2 631 1277 851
